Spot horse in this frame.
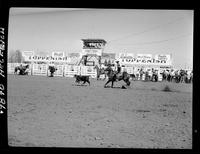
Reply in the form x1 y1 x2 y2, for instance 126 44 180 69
48 65 57 77
14 64 29 75
104 66 131 88
14 66 20 74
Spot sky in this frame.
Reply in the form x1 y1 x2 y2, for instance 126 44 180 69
8 8 193 69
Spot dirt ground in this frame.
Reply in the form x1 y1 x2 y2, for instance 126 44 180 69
7 74 192 149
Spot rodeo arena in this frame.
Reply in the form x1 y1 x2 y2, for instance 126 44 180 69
8 39 193 148
8 39 193 85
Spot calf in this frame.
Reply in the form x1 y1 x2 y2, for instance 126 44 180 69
74 75 90 85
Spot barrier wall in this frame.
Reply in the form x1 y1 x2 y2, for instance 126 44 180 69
7 63 18 74
55 65 65 77
158 72 163 81
7 63 164 81
64 65 80 77
32 64 48 76
48 65 64 77
122 67 134 74
80 66 97 78
7 63 32 75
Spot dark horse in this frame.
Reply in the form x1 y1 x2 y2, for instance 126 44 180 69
48 65 57 77
14 64 29 75
104 66 131 88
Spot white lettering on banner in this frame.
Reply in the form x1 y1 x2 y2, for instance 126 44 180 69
26 55 68 62
119 57 172 66
82 49 102 56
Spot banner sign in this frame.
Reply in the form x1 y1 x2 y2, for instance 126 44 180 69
119 58 172 66
118 53 134 59
22 51 34 57
119 54 172 66
82 49 102 56
22 51 34 61
136 54 152 60
154 54 171 62
25 55 68 63
52 52 65 58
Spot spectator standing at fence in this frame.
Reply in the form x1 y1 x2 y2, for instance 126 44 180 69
155 70 158 82
174 70 179 83
166 70 170 82
83 56 87 66
180 69 185 83
139 68 144 80
168 69 172 82
135 69 139 80
144 70 148 81
148 69 152 81
151 68 155 81
162 70 167 81
170 69 175 82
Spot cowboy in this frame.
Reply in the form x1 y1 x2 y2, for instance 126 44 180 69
115 60 121 74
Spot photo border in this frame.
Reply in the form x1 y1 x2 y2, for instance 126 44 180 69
0 0 199 153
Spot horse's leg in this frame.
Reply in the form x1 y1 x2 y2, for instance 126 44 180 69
103 73 106 80
96 72 99 80
87 80 90 86
104 79 111 87
111 80 114 88
82 81 86 85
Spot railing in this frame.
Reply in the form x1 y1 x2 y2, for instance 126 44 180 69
7 63 97 78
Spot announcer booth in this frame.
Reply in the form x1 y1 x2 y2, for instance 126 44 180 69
79 39 107 66
78 39 107 78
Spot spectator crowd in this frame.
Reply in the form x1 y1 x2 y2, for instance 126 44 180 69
130 68 193 83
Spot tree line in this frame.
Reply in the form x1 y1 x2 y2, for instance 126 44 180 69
8 50 24 63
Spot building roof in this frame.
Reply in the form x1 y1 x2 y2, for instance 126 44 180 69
81 39 107 44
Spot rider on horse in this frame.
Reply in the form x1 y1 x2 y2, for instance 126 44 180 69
114 60 121 81
115 61 121 74
104 61 130 88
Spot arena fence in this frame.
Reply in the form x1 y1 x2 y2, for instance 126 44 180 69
7 63 165 81
7 63 98 78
